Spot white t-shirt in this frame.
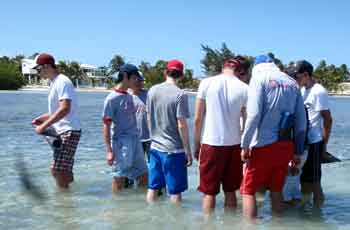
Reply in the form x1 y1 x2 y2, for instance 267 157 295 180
48 74 81 134
301 83 329 144
197 74 248 146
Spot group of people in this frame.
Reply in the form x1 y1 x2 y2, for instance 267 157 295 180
31 53 332 219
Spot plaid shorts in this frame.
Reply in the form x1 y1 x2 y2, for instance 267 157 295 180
51 130 81 173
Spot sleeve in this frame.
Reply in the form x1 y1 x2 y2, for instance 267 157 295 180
57 81 74 101
102 97 113 124
243 85 248 107
177 92 190 119
241 76 265 148
293 91 307 155
197 79 208 100
314 88 329 112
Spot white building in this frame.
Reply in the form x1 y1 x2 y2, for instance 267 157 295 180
21 59 41 85
21 59 108 88
80 64 108 88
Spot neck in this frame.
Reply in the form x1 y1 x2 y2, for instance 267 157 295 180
131 88 142 95
48 71 59 81
222 68 235 77
165 77 177 85
305 78 314 89
114 84 128 91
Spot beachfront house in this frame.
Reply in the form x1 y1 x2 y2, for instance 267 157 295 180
79 64 108 88
21 59 108 88
21 58 41 85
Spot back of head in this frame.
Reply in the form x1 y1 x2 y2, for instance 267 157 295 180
166 59 184 79
295 60 313 77
223 56 251 77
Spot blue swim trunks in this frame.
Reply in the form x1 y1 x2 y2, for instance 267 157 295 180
148 148 188 195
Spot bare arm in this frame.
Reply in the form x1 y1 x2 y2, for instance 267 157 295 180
320 110 333 145
240 106 247 134
194 98 205 161
35 99 71 133
103 121 114 166
32 113 50 125
178 117 192 166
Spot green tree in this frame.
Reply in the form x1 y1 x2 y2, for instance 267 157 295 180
201 43 235 76
109 55 125 74
57 61 85 86
0 59 25 90
313 60 346 92
267 52 284 70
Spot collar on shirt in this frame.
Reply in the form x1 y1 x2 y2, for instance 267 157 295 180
114 89 128 94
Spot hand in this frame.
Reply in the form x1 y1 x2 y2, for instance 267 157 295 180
194 142 201 161
35 124 46 134
32 117 44 126
186 153 193 167
241 148 251 162
291 154 301 168
32 117 43 126
107 151 114 166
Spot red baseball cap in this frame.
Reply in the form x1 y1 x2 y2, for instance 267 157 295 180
166 59 184 73
33 53 55 69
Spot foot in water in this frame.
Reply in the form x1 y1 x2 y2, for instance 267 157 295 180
124 178 134 189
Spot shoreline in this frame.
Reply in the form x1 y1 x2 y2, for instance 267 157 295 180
16 86 350 96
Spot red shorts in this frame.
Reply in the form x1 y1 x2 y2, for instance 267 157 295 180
198 144 242 195
240 141 294 195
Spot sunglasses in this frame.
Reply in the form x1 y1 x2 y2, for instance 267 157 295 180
35 65 43 73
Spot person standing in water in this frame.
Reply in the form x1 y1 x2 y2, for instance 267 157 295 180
31 53 81 189
194 56 250 215
102 64 148 193
146 59 192 204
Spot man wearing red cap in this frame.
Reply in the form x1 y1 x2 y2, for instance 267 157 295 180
31 53 81 189
194 56 250 214
146 59 192 204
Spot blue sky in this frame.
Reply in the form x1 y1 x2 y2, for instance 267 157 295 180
1 0 349 76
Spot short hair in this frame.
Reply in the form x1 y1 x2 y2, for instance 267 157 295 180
296 60 313 77
166 69 183 79
224 56 251 75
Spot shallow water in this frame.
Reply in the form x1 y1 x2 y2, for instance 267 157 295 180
0 91 349 230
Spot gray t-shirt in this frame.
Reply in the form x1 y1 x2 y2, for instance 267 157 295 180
132 89 150 142
147 82 190 153
102 90 138 140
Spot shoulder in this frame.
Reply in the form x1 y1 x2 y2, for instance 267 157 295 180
313 83 328 95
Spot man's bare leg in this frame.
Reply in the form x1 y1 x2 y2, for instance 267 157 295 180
112 177 125 193
147 189 159 203
270 192 283 217
203 194 216 215
224 192 237 212
242 194 257 219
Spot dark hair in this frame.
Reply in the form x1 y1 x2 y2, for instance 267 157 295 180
224 56 251 76
166 69 183 79
296 60 313 77
235 56 251 76
114 71 128 83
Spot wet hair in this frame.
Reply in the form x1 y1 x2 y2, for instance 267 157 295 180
166 69 183 79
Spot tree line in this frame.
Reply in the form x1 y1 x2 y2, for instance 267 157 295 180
1 44 349 91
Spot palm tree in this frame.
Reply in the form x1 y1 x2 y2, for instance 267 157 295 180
109 55 125 74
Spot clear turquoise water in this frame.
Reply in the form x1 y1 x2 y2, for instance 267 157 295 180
0 91 349 230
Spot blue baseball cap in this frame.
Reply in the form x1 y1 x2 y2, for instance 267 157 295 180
254 55 273 65
119 64 141 76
